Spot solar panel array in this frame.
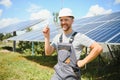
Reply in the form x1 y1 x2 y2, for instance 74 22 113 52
7 11 120 45
73 11 120 44
7 23 60 42
0 19 44 33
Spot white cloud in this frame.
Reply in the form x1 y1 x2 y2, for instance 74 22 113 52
85 5 112 17
0 18 20 28
27 4 53 30
30 9 52 20
29 9 53 30
114 0 120 4
31 20 47 30
27 4 42 13
0 9 3 16
0 0 12 7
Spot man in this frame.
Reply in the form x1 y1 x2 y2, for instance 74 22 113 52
43 8 103 80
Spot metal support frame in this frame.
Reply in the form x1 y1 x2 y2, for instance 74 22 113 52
84 47 87 69
107 44 114 60
84 47 105 69
32 41 35 55
13 31 16 52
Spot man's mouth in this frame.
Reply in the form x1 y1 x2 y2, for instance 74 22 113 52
62 25 69 31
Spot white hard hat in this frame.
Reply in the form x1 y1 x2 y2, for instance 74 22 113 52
58 8 74 18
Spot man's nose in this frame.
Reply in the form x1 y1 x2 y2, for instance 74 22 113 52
61 20 66 24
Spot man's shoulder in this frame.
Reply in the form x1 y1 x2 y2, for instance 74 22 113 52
53 33 62 40
55 33 62 37
74 32 84 37
74 32 90 40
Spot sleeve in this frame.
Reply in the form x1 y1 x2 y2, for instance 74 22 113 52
77 33 95 47
81 34 95 47
50 34 61 49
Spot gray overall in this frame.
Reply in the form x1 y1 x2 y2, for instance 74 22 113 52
51 32 80 80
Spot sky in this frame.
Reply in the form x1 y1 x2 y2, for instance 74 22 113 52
0 0 120 30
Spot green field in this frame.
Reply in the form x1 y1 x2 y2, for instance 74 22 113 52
0 48 120 80
0 51 54 80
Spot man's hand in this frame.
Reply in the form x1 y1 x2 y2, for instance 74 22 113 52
77 42 103 68
42 26 50 38
77 60 86 68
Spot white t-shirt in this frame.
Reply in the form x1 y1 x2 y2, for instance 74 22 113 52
51 31 95 60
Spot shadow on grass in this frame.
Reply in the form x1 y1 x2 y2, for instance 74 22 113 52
23 53 120 80
23 55 57 68
1 46 57 68
1 46 13 51
1 46 22 52
81 58 120 80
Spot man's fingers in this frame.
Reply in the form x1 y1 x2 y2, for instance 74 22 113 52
43 26 49 33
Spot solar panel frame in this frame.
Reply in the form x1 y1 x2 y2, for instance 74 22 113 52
94 12 120 22
7 23 59 42
106 32 120 43
0 19 44 33
109 36 120 44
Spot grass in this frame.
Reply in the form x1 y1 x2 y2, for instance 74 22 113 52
80 56 120 80
0 51 54 80
0 47 120 80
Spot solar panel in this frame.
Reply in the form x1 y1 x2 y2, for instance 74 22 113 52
73 22 104 33
7 11 120 45
7 30 44 41
0 19 44 33
74 15 104 25
60 12 120 44
7 23 59 41
74 11 120 26
94 12 120 22
86 20 120 44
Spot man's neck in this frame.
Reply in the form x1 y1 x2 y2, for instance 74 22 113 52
64 29 73 35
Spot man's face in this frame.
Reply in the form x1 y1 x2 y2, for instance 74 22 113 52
59 16 73 31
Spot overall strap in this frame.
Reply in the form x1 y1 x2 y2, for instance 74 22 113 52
69 32 77 43
59 32 78 43
59 33 63 43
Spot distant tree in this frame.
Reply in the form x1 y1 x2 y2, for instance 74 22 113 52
53 12 59 23
26 27 32 32
17 27 33 53
0 33 4 41
3 33 13 40
18 41 45 55
111 45 120 62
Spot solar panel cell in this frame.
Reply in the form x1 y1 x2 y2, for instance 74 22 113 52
109 33 120 43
